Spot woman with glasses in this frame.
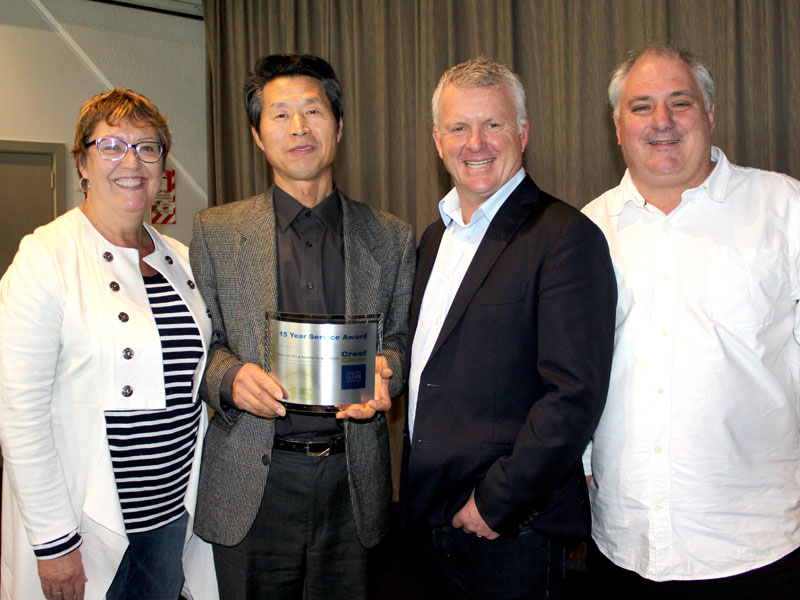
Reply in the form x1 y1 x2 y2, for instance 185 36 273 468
0 89 217 600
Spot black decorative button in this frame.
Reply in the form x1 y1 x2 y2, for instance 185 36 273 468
206 308 212 318
121 385 133 397
109 281 120 292
118 312 129 322
187 280 196 289
165 256 174 264
261 454 270 465
122 348 134 360
103 251 113 262
305 241 313 248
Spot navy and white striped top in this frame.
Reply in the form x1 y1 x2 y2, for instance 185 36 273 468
34 272 203 558
106 272 203 533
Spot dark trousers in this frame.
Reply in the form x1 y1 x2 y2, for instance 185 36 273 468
212 449 368 600
590 540 800 600
413 523 566 600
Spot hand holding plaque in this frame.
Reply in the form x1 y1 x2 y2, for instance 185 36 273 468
335 355 393 419
230 363 287 418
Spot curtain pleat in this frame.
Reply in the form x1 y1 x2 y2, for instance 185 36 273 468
205 0 800 230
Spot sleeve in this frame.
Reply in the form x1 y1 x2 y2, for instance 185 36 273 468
189 211 245 420
0 234 82 546
33 529 82 560
473 214 617 534
380 223 416 399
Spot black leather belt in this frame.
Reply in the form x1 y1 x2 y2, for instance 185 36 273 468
273 435 345 457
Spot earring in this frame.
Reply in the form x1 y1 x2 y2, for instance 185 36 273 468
79 177 91 193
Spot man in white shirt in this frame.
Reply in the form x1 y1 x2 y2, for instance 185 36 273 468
403 57 617 599
583 43 800 599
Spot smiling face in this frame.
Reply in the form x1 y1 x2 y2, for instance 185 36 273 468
615 53 715 197
433 83 529 217
78 119 163 217
252 75 342 198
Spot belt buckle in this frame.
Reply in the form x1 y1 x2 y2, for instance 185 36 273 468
307 444 330 457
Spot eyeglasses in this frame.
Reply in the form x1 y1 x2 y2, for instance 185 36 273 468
85 137 164 163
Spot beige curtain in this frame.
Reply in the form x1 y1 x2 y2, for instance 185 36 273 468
205 0 800 231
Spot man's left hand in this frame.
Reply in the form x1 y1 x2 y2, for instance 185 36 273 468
336 355 392 419
452 490 500 540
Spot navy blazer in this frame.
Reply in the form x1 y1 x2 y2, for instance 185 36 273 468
403 175 616 541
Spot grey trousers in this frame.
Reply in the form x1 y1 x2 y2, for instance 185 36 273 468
212 449 368 600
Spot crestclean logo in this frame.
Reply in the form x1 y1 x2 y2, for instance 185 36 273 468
341 364 367 390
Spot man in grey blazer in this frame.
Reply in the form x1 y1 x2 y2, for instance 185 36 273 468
189 54 414 599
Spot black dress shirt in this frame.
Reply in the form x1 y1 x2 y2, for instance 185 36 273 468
273 186 345 438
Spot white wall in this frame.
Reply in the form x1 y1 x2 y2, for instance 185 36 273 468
0 0 206 244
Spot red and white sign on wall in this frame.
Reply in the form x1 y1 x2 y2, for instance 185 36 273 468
151 169 176 224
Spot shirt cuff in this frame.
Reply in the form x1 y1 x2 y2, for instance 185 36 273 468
582 440 593 477
220 364 243 411
33 530 82 560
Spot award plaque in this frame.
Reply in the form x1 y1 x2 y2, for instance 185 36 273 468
266 312 383 413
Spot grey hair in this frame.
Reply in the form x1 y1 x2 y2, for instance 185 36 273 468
608 43 715 119
432 57 527 133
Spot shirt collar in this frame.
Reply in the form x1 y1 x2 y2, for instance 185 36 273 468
438 168 526 227
273 185 342 234
606 146 732 216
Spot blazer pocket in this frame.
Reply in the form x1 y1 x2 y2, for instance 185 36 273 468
472 283 527 305
209 412 235 433
481 441 515 455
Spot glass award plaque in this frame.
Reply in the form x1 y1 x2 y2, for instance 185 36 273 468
266 312 383 413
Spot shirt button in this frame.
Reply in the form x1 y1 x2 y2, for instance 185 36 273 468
305 211 312 218
663 274 670 280
660 329 667 336
665 221 672 228
305 241 313 248
657 386 664 394
187 280 196 289
165 256 174 264
306 283 314 289
118 312 129 322
103 251 114 262
654 446 662 453
109 281 120 292
121 385 133 397
122 348 134 360
206 308 212 318
261 453 270 465
654 504 662 512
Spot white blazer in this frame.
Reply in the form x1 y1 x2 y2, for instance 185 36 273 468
0 208 218 599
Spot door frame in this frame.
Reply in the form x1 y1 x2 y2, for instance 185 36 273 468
0 140 68 219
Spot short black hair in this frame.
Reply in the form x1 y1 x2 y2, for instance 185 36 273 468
243 54 343 131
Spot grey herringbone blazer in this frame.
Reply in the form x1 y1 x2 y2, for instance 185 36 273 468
189 190 414 548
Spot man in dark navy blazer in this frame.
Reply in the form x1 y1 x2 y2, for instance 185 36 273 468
403 57 617 599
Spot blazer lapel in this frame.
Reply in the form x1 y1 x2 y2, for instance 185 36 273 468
342 196 380 315
234 190 278 369
429 176 540 359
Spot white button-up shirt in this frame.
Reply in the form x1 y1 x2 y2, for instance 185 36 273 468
582 147 800 581
408 169 525 436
